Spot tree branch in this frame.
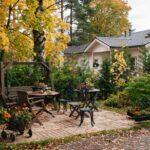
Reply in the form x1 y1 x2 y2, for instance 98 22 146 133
12 0 20 8
6 5 12 29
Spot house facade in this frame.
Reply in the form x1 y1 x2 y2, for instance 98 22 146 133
64 30 150 71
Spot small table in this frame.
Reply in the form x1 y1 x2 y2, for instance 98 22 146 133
28 90 60 112
74 88 100 109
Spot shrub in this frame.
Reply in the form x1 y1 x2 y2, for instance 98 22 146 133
7 65 44 86
105 74 150 110
97 59 115 99
104 91 130 108
125 74 150 109
52 60 96 98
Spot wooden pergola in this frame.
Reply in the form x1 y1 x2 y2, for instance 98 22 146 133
0 61 53 101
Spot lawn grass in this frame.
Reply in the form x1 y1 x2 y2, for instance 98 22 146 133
99 100 127 114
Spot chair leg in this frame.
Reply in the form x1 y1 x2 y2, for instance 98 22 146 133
43 109 55 117
32 115 43 126
69 106 76 117
58 100 61 112
90 111 95 126
63 102 67 113
79 111 84 126
36 109 43 116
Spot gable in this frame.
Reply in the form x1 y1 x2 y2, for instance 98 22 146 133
84 39 110 53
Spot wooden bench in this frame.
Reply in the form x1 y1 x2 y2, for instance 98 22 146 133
6 86 33 100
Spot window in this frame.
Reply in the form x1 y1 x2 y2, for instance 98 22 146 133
93 59 99 68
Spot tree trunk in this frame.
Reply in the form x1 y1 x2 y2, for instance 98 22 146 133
70 1 73 42
33 30 46 62
33 0 46 62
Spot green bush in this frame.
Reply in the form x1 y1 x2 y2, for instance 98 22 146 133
53 60 95 98
125 74 150 109
105 74 150 110
7 65 44 86
104 91 130 108
97 59 115 99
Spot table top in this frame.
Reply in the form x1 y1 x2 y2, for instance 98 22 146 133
74 88 100 93
27 90 59 96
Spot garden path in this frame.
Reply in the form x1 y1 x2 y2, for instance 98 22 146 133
15 109 134 143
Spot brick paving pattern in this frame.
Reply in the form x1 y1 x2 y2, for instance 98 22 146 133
15 109 134 143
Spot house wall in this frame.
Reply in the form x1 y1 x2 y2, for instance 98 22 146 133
65 44 145 71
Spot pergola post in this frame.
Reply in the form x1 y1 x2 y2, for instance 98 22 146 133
0 62 6 101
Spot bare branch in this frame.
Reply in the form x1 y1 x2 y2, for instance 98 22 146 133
12 0 20 8
6 5 12 29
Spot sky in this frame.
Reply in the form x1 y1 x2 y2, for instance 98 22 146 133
128 0 150 31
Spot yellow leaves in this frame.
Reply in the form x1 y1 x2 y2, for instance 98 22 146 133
111 49 127 87
90 0 131 36
0 0 69 63
0 28 9 51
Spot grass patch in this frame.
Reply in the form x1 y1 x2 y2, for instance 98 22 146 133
99 101 127 114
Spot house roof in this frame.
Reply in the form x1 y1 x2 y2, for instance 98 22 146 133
97 29 150 48
64 44 88 54
64 29 150 54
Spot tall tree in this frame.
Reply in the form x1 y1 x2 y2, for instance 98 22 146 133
71 0 94 45
0 0 69 63
90 0 131 36
65 0 131 45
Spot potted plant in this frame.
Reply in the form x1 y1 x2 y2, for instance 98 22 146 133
7 109 32 135
0 107 11 126
127 107 150 121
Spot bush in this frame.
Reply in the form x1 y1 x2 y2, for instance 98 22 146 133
105 74 150 110
7 65 44 86
97 59 115 99
104 91 130 108
125 74 150 109
53 60 96 99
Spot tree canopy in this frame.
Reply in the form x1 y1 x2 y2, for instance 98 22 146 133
90 0 131 36
0 0 69 63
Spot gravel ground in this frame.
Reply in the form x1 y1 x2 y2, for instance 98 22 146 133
53 128 150 150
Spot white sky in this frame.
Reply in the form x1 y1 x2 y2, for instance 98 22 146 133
128 0 150 31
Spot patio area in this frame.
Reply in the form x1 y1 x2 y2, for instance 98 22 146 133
15 109 134 143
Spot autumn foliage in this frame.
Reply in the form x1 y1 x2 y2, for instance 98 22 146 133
0 0 69 63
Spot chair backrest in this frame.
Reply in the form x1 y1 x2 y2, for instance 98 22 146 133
79 88 89 102
17 91 30 106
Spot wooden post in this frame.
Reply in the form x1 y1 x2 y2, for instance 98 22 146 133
0 62 6 101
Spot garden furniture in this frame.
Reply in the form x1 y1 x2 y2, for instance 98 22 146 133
58 88 74 112
79 107 95 126
68 88 88 118
68 101 83 117
28 90 60 111
17 90 50 125
72 88 99 125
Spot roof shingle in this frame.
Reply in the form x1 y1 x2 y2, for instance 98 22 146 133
64 29 150 54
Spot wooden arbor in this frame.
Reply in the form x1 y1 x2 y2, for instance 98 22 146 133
0 61 53 101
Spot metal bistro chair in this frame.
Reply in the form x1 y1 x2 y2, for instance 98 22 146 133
58 85 76 113
79 89 99 126
17 91 54 126
68 88 88 118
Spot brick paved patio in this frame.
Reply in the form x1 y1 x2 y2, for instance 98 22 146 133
15 109 134 143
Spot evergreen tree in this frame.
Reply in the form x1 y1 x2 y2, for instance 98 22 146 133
98 59 114 99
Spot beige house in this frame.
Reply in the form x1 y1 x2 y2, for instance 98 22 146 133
64 30 150 71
